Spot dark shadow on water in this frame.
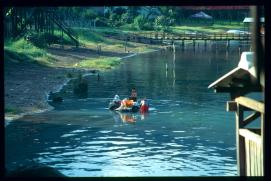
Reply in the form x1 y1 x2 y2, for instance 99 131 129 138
6 163 66 177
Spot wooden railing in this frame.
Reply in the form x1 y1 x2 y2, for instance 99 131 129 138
227 96 264 176
138 32 252 41
48 12 79 47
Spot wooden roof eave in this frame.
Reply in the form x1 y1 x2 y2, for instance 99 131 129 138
208 67 248 89
208 67 262 94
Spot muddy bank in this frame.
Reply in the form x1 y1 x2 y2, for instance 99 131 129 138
4 60 92 121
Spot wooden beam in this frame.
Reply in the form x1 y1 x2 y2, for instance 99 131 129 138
239 129 262 144
242 112 261 127
245 139 251 176
242 128 263 176
227 101 252 112
227 101 237 111
235 96 264 113
214 86 262 93
261 113 265 176
236 104 246 176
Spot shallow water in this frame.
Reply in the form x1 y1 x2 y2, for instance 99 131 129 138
6 44 252 176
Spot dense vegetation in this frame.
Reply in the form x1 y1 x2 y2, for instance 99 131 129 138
51 6 251 31
4 6 251 39
4 6 249 69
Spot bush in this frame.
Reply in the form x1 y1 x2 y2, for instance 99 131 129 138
95 17 109 27
133 15 145 30
120 12 133 24
26 32 73 48
133 15 154 30
108 13 122 27
154 15 174 32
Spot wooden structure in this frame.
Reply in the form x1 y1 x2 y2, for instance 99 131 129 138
105 31 252 46
4 7 79 47
208 52 264 176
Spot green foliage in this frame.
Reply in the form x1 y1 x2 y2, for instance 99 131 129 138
133 15 154 30
83 9 98 19
95 17 109 27
120 13 130 24
77 57 121 70
5 106 20 114
4 38 57 66
4 38 46 61
133 15 146 30
171 21 244 34
107 10 125 27
73 28 110 45
154 9 175 32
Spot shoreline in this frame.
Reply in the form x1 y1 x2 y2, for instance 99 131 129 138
4 48 161 124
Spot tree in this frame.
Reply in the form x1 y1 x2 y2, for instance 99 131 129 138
133 15 153 30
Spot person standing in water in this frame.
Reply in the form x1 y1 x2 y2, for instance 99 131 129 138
129 88 137 102
115 88 137 111
140 98 149 114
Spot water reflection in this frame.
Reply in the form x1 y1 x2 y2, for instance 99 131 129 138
111 110 149 124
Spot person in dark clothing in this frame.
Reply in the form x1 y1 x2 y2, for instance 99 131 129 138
129 88 137 101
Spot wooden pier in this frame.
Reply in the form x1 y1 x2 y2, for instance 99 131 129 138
140 32 252 41
227 96 264 176
209 53 264 176
105 31 253 48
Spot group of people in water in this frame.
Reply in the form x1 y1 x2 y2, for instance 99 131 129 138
112 88 149 114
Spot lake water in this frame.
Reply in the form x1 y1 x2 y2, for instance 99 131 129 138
5 44 250 176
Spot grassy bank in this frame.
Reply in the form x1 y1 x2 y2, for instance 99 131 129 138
4 21 244 70
172 22 244 34
76 57 121 70
4 38 53 65
4 27 159 71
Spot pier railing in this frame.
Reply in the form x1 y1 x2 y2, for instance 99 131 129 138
227 96 264 176
108 32 252 45
138 32 252 41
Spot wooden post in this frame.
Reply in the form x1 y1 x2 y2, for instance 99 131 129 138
125 40 127 53
261 113 265 176
193 40 195 48
227 40 230 50
61 30 64 48
236 104 246 176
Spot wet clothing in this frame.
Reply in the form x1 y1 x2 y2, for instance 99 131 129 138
122 99 134 107
129 96 137 102
140 99 149 113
